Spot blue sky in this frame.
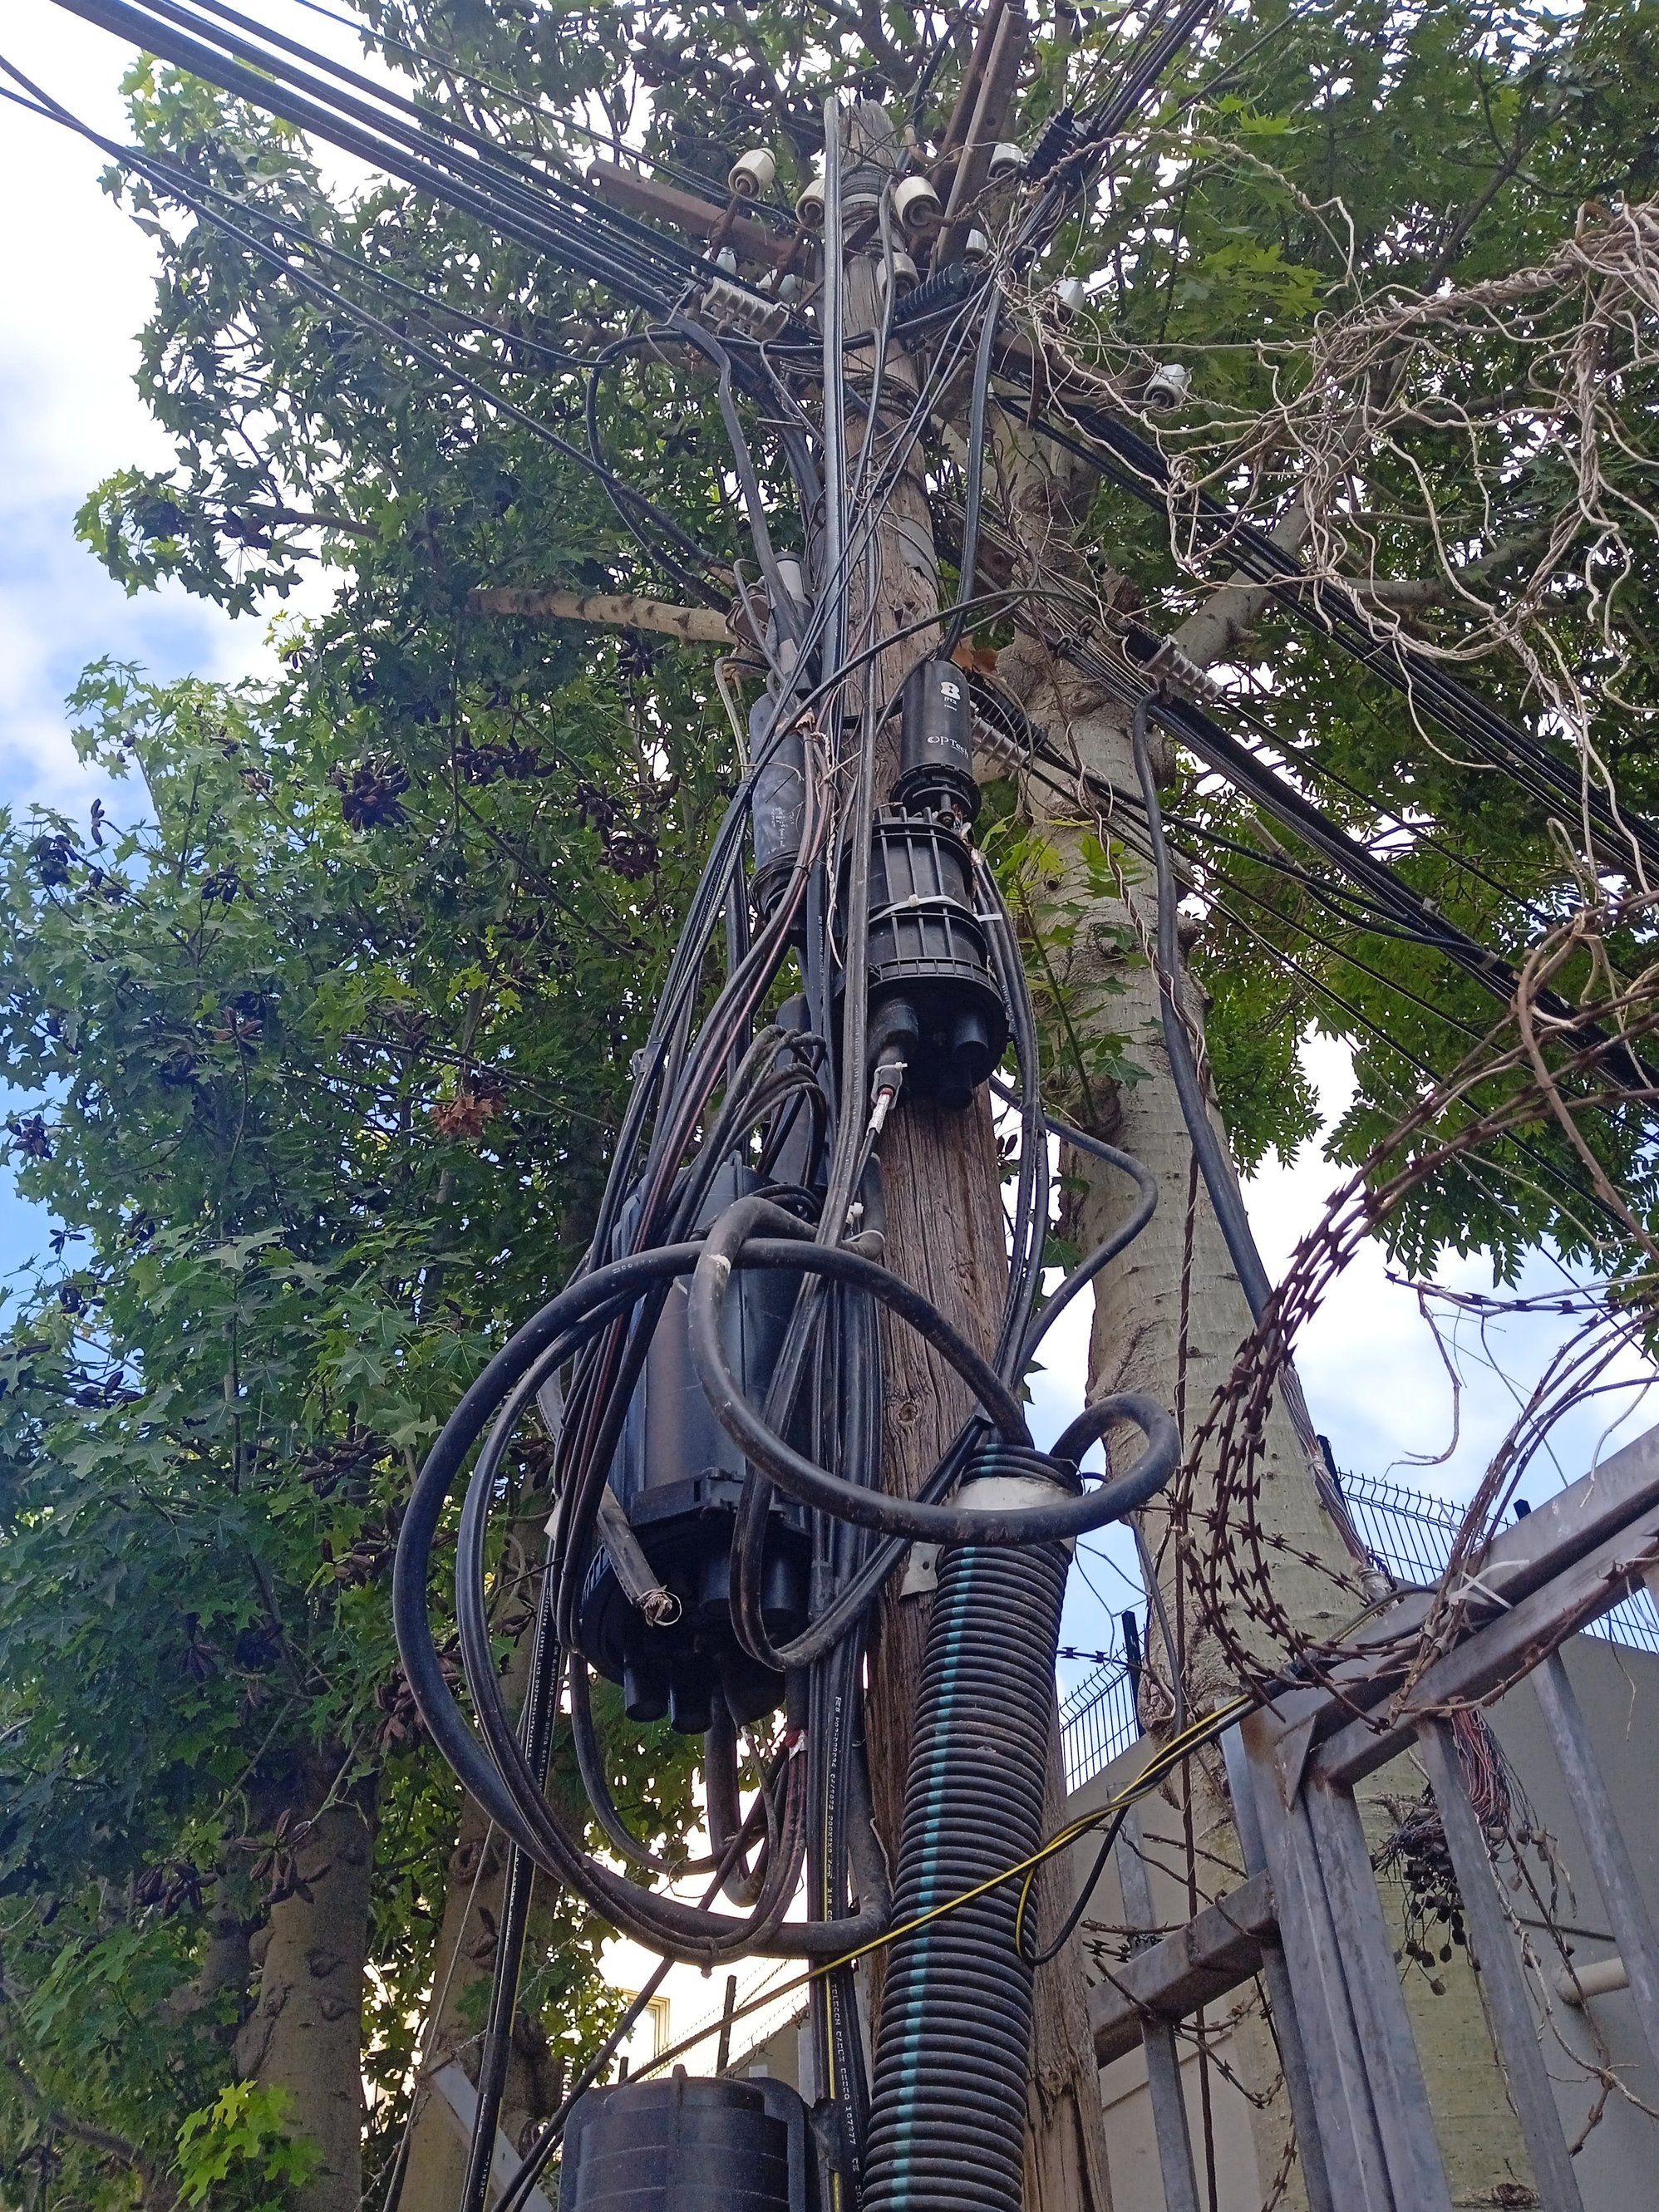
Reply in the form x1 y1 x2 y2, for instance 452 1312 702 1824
0 11 279 1281
2 3 1652 1674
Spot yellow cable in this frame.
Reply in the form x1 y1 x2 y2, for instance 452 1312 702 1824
633 1594 1392 2083
634 1693 1254 2087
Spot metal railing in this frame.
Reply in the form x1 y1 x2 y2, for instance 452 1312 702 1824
1341 1467 1659 1656
1081 1421 1659 2212
1056 1463 1659 1791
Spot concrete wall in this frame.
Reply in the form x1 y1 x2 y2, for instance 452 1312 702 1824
1067 1632 1659 2210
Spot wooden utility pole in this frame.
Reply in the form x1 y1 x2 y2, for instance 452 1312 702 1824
830 98 1115 2212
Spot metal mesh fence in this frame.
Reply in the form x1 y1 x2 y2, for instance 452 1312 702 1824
1058 1660 1140 1792
1340 1467 1659 1657
1056 1467 1659 1790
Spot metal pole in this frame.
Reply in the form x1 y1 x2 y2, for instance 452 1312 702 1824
1117 1803 1203 2212
1416 1721 1585 2212
1533 1650 1659 2076
1237 1712 1395 2212
1301 1771 1454 2212
1220 1727 1336 2212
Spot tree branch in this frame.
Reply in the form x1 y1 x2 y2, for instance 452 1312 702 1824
3 2052 166 2198
470 585 736 645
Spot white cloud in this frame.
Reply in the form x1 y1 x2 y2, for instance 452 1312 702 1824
0 12 279 817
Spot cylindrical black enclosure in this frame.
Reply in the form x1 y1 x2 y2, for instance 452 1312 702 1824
562 2075 813 2212
751 696 806 922
860 1455 1073 2212
859 812 1007 1108
579 1164 809 1729
893 658 978 824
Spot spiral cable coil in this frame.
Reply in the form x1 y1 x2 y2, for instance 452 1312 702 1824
862 1445 1076 2212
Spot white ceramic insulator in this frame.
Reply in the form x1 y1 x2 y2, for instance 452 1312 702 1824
729 146 777 199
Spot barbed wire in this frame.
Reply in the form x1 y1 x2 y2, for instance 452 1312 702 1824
1169 888 1659 1697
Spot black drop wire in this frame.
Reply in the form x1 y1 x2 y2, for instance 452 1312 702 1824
1129 693 1273 1320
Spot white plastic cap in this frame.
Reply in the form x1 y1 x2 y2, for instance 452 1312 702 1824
1143 362 1192 412
878 248 919 295
795 159 826 229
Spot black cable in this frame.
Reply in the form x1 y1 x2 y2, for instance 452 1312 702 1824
1055 628 1655 1076
123 0 735 303
47 0 709 312
1007 1097 1160 1367
1128 693 1273 1322
1189 849 1490 1044
1023 1804 1129 1969
966 622 1655 1128
1017 381 1659 877
581 334 733 602
396 1245 860 1961
668 315 805 653
939 287 999 661
275 0 793 220
979 855 1050 1374
688 1197 1181 1545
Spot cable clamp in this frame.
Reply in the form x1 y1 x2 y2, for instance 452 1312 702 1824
953 1472 1073 1513
693 274 789 342
868 892 977 922
953 1446 1082 1550
867 1058 906 1138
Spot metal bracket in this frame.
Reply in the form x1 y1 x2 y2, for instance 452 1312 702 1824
899 1542 939 1598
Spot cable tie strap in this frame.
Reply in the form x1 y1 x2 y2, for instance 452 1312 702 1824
1447 1567 1514 1614
868 1056 906 1138
866 892 980 925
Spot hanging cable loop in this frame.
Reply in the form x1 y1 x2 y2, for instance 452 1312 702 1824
688 1196 1181 1544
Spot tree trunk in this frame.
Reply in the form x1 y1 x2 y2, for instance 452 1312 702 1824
1002 632 1541 2202
1004 634 1355 1671
990 632 1350 2204
235 1757 378 2212
161 1865 252 2036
